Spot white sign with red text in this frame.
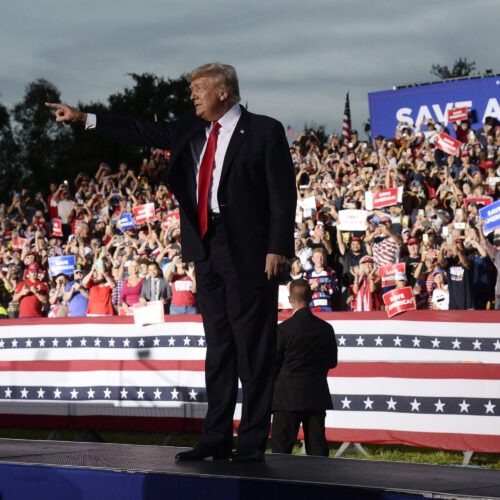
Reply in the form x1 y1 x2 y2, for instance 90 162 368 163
379 262 406 289
337 209 369 232
435 133 462 155
447 106 469 123
52 218 63 237
133 203 156 224
365 187 402 210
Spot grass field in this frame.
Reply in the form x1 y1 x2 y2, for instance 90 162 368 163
1 428 499 469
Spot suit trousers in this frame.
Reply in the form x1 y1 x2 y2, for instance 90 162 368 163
272 410 329 456
195 220 278 452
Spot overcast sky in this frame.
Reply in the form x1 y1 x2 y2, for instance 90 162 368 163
1 0 498 137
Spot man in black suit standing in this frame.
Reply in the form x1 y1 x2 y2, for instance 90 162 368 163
272 279 338 456
139 261 171 313
46 63 296 464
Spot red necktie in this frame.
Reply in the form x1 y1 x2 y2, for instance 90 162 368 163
197 121 221 238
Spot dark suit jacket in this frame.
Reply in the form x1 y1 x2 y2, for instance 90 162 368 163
273 308 338 411
140 277 170 302
95 106 296 286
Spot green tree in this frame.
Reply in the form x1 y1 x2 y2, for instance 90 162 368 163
430 57 477 80
0 101 20 200
11 79 72 193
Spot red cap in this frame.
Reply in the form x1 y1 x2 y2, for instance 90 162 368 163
27 263 39 272
408 238 419 245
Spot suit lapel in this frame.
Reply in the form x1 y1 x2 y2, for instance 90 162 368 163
219 108 251 187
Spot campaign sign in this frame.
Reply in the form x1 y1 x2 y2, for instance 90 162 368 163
382 286 416 318
379 262 406 289
365 186 402 210
119 212 136 232
52 218 63 237
337 209 369 231
447 106 469 123
368 76 500 139
435 133 462 155
133 300 165 326
48 255 75 277
463 196 493 209
162 211 180 231
12 236 28 251
479 199 500 236
133 203 156 224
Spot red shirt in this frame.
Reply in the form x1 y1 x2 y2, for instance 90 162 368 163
15 280 48 318
171 276 196 307
86 279 115 315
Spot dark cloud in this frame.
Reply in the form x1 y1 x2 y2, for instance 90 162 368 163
0 0 497 137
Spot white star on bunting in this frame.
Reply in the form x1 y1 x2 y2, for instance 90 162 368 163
363 397 374 409
410 399 421 412
374 336 383 346
459 400 470 413
154 388 163 400
168 337 175 346
434 399 445 412
386 398 397 410
53 388 62 399
341 397 351 409
189 389 198 400
170 388 179 400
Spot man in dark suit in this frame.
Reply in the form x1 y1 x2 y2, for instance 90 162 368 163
139 261 171 313
272 279 338 456
46 63 296 464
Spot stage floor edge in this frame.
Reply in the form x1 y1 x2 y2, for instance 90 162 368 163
0 439 499 500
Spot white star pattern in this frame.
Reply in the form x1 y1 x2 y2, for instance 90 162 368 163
154 388 163 400
188 389 198 400
338 336 347 346
66 338 73 347
70 389 79 399
434 399 445 412
26 339 32 348
374 336 383 346
183 336 191 346
459 400 470 413
87 388 95 399
393 336 402 347
137 388 145 400
120 388 128 399
21 388 29 398
198 337 205 347
11 339 18 348
37 388 45 399
108 338 116 347
123 338 130 347
52 338 59 347
431 338 441 348
412 337 421 348
170 388 179 400
138 338 145 347
0 339 5 348
39 338 45 347
153 337 161 346
168 337 175 346
386 398 397 410
103 388 112 399
4 388 12 398
341 397 351 409
494 340 500 350
363 397 374 409
484 401 496 414
53 388 62 399
80 338 87 347
356 336 365 346
94 338 101 347
452 339 461 349
410 399 421 412
472 339 482 350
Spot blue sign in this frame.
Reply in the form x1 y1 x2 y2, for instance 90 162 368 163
119 212 135 232
368 76 500 139
48 255 76 277
479 200 500 236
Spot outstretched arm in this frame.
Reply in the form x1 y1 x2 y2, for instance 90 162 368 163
45 103 87 124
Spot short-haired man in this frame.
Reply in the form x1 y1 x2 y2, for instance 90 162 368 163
272 279 338 456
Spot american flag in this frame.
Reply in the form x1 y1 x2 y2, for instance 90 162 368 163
342 92 352 143
286 125 297 140
0 312 499 452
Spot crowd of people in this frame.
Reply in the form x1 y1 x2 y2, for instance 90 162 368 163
1 115 499 318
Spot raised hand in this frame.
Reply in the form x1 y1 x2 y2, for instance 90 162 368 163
45 102 87 124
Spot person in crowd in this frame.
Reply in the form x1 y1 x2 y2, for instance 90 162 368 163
82 257 116 316
48 273 69 317
63 264 89 317
365 216 401 269
478 223 500 309
430 269 449 310
165 255 198 314
272 279 337 457
401 237 422 288
140 261 171 313
47 62 296 465
0 265 20 318
305 247 339 311
351 255 382 311
12 262 48 318
119 259 144 314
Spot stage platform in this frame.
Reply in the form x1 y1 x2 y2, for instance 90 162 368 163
0 438 499 499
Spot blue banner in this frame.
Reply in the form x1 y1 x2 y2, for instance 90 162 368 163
48 255 76 277
479 200 500 236
119 212 135 232
368 76 500 139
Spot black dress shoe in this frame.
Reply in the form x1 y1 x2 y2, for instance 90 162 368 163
175 443 230 462
229 448 265 464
